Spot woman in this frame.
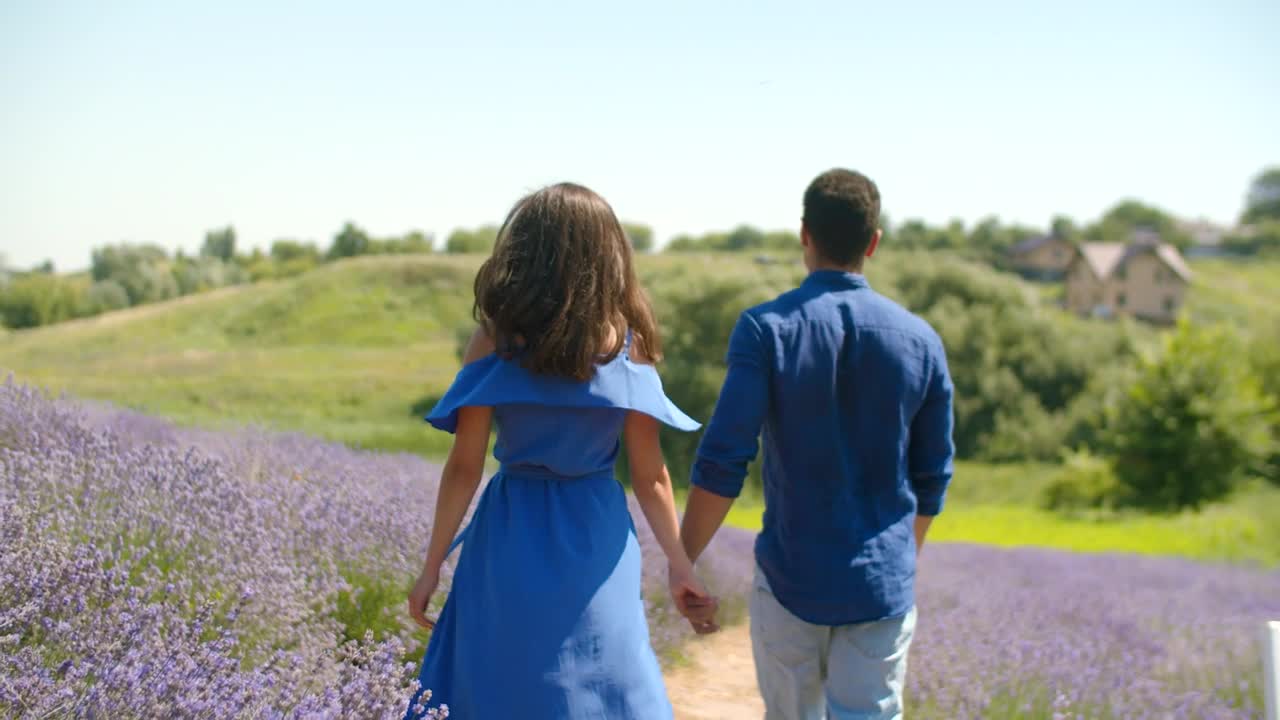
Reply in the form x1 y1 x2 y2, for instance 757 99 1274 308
405 182 715 719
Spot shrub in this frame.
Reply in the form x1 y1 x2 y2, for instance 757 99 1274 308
174 255 249 295
0 274 85 328
85 279 130 313
328 222 372 259
270 239 322 263
895 257 1136 461
444 225 499 254
90 243 177 305
1106 320 1277 511
1041 448 1120 510
1250 325 1280 484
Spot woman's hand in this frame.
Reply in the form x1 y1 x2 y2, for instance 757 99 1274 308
408 565 441 630
669 563 719 634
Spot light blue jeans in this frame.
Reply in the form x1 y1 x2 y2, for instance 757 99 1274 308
750 565 916 720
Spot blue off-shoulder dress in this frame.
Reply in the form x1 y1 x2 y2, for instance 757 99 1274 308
405 338 700 720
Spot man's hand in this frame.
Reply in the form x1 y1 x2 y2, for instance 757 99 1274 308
669 564 720 634
914 514 934 557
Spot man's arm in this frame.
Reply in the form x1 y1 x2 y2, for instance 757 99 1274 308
681 487 736 565
681 312 770 564
913 515 934 556
908 337 955 555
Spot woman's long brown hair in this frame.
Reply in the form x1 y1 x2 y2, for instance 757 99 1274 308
472 183 662 381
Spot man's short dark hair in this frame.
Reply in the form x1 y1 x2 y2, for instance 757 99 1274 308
802 169 881 267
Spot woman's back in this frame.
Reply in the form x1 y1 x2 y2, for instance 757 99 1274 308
495 404 626 477
427 340 698 477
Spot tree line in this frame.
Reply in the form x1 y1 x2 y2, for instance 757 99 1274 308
0 220 662 329
3 167 1278 332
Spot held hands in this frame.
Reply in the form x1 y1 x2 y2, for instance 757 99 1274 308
669 563 720 634
408 564 441 630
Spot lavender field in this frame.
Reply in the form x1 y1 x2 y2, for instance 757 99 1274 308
909 546 1278 718
2 378 1277 719
0 380 749 718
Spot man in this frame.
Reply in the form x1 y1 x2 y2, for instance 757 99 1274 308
679 169 955 720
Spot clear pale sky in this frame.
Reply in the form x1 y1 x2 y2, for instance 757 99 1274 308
3 1 1278 271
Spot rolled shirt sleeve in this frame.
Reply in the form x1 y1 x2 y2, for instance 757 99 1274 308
690 312 770 499
908 337 955 516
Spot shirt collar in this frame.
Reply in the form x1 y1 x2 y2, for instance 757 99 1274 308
803 269 869 290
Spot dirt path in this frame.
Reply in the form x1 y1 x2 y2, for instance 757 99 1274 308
665 623 763 719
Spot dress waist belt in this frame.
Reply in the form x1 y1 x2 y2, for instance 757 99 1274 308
497 465 615 482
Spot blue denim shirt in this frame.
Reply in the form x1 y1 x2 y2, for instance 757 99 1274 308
691 270 954 625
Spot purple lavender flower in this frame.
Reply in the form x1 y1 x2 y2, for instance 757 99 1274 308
3 378 1276 718
0 380 728 718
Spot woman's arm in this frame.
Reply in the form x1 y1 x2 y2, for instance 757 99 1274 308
427 326 496 568
407 328 496 629
408 404 492 629
624 410 718 633
425 406 492 565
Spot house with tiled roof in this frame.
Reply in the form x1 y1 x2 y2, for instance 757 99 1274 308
1064 229 1192 323
1007 233 1076 280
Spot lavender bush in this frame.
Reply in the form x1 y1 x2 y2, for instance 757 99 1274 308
0 380 747 718
910 544 1280 719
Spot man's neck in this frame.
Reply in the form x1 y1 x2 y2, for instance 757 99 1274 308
810 261 863 274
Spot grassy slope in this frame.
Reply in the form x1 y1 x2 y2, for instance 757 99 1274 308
0 256 482 457
4 253 1278 564
0 253 802 458
1184 256 1280 328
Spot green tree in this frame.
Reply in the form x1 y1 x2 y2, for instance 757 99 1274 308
1106 321 1276 511
890 219 967 252
622 223 654 252
664 234 701 252
445 225 499 254
91 243 165 281
327 222 371 260
724 225 766 251
1221 220 1280 256
1241 166 1280 224
1086 200 1193 249
1041 448 1120 511
762 230 799 250
892 220 931 250
397 230 434 254
0 274 84 328
1250 325 1280 484
267 239 322 279
967 217 1008 258
965 217 1041 262
644 278 779 487
201 226 237 261
892 256 1136 460
90 243 176 305
368 230 434 255
660 226 795 253
270 239 321 263
173 255 248 295
85 280 130 313
1050 215 1080 240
